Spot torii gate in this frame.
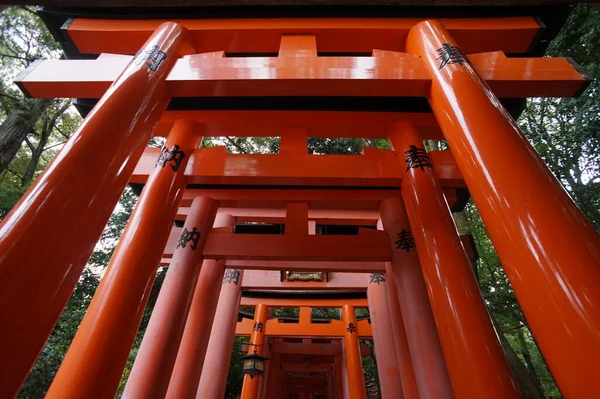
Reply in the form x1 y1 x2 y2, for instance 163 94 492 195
0 3 599 399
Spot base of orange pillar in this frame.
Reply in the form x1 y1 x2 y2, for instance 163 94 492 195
367 275 406 399
342 304 367 399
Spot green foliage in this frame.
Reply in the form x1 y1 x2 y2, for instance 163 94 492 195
519 4 600 230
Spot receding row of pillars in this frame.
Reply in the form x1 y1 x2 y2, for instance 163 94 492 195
0 18 598 399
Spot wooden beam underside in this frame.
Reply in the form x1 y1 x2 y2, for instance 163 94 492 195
153 110 445 139
64 17 541 55
176 207 381 225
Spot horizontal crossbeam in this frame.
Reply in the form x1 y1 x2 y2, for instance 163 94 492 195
176 207 380 225
239 297 369 307
153 110 445 139
64 17 540 55
17 51 586 99
131 147 465 187
164 231 392 261
236 317 372 337
174 188 467 213
238 271 369 290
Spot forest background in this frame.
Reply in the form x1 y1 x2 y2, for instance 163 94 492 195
0 5 598 399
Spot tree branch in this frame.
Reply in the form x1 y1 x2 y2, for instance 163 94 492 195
43 141 67 152
0 92 21 102
224 136 249 154
501 323 528 334
0 52 34 62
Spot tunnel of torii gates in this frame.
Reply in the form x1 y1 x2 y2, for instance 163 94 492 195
1 2 600 399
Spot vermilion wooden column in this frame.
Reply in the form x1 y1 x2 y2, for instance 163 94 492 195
0 23 192 399
123 209 229 399
165 216 236 399
379 206 453 399
195 269 245 399
407 20 600 397
241 304 269 399
367 274 405 399
334 355 344 399
341 304 367 399
265 350 281 399
45 119 206 399
382 263 420 399
388 122 519 398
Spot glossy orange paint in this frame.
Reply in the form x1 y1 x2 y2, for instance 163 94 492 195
367 276 405 399
383 263 421 399
236 270 370 290
18 50 586 99
0 23 190 399
163 230 392 261
176 187 463 212
219 259 386 273
131 146 465 188
176 207 380 226
236 309 373 338
45 119 203 399
241 304 269 399
379 201 453 399
156 110 444 139
341 304 367 399
122 200 222 399
195 269 244 399
389 122 520 398
408 20 600 398
66 17 540 55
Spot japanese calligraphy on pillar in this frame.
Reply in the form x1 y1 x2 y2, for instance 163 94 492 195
253 321 264 333
369 273 385 285
176 227 200 250
436 43 468 69
223 269 241 285
135 45 167 72
156 144 185 172
405 145 432 171
395 229 416 252
346 322 357 334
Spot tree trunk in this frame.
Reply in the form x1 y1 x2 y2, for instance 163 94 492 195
0 98 49 175
493 317 547 399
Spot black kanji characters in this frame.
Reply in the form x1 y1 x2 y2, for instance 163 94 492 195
436 43 468 69
395 229 416 252
176 227 201 250
405 145 432 171
156 144 185 172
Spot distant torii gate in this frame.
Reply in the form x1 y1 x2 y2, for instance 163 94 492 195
0 5 599 399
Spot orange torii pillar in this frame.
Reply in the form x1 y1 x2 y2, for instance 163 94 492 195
382 264 421 399
46 120 208 399
165 216 236 399
341 304 367 399
379 207 453 399
366 273 405 399
388 122 519 398
195 269 245 399
0 23 192 399
264 348 282 399
407 20 600 397
241 304 269 399
123 206 229 399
